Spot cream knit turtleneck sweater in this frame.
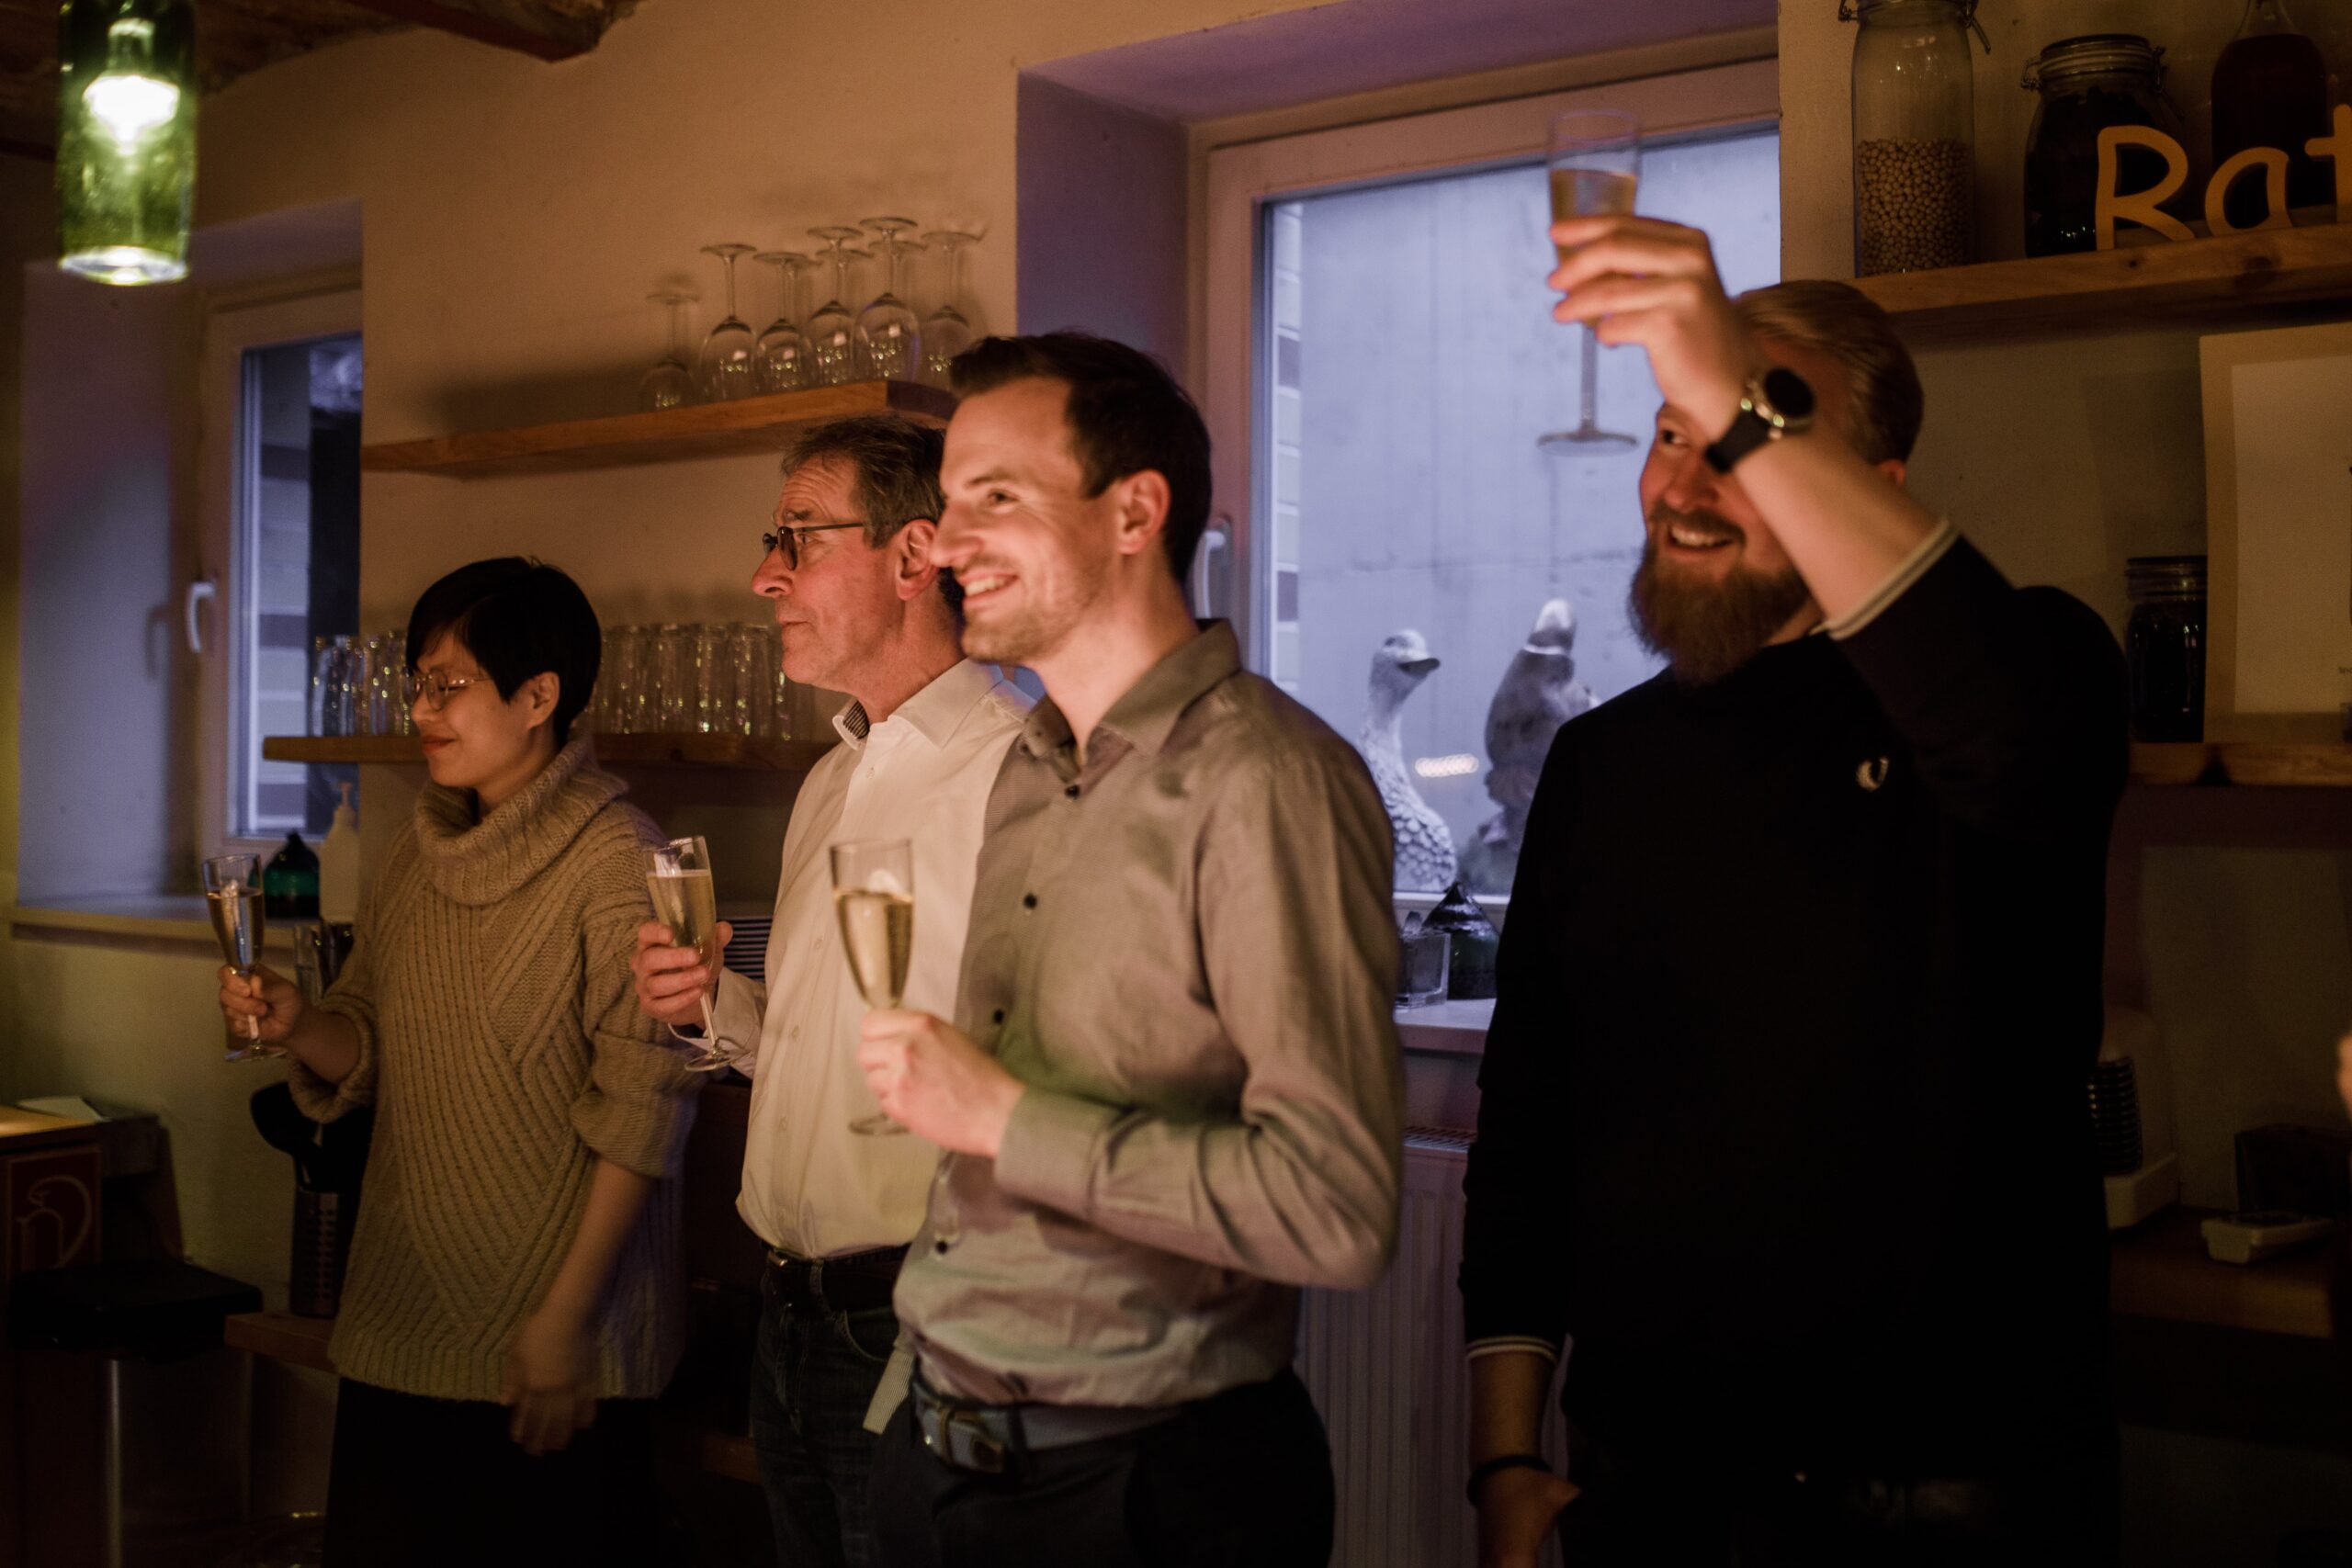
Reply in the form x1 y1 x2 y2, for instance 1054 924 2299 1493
289 737 700 1403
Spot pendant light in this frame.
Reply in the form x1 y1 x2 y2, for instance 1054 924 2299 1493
56 0 198 286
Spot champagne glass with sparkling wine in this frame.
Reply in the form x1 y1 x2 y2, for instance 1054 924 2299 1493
204 852 276 1061
831 840 914 1136
648 836 725 1065
1540 108 1643 451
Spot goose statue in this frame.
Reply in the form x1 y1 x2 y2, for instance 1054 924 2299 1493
1462 599 1596 895
1361 629 1457 893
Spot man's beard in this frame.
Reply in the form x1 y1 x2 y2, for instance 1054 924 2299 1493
1628 508 1814 685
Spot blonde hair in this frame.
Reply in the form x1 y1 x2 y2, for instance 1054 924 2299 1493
1733 280 1923 465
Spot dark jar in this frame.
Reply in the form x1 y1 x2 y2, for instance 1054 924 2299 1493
2124 556 2206 743
1422 883 1500 1001
2211 0 2334 227
2022 35 2191 257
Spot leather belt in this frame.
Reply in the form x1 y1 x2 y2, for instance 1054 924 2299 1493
763 1245 906 1314
909 1370 1181 1475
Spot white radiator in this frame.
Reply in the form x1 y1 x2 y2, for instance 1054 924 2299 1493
1297 1133 1566 1568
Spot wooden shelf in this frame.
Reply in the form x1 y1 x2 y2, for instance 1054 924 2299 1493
265 733 836 771
1849 224 2352 340
2109 1207 2336 1339
224 1309 337 1372
2129 742 2352 787
360 379 956 479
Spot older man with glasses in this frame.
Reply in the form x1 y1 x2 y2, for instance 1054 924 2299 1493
630 413 1026 1568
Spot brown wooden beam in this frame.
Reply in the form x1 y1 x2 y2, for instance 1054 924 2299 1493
329 0 605 62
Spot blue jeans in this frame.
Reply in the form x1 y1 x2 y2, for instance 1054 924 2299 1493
750 1267 900 1568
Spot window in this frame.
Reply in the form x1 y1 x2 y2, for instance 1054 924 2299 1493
1203 63 1781 899
196 288 363 853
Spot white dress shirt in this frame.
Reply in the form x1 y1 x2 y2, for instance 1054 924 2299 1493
709 659 1028 1259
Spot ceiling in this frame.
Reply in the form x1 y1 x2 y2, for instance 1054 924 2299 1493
0 0 637 154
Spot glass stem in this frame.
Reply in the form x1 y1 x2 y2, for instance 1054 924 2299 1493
723 256 739 321
1578 327 1600 429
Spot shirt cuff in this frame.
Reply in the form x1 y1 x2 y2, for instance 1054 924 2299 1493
1822 519 1959 641
991 1088 1121 1218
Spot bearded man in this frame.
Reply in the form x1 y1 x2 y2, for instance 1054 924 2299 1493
1461 243 2127 1567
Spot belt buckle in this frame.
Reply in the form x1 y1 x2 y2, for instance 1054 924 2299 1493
945 1407 1010 1475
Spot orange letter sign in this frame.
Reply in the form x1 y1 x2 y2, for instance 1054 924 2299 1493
2097 125 2195 248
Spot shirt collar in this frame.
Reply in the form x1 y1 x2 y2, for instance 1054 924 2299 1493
832 659 1006 751
1020 621 1239 763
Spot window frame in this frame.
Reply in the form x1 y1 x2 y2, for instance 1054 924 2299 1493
192 284 362 859
1198 60 1782 675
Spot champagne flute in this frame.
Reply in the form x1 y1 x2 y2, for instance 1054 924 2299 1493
203 853 275 1062
647 835 724 1065
919 230 978 389
854 217 923 380
805 227 865 386
638 290 696 412
831 840 914 1136
696 243 760 401
752 251 814 393
1541 108 1643 451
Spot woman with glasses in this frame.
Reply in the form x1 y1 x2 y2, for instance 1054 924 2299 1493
219 558 697 1566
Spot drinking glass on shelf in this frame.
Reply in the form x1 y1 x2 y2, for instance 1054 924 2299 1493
696 243 761 401
647 835 725 1064
639 290 697 412
1540 109 1644 451
654 624 692 732
204 852 277 1061
855 218 924 380
919 230 978 388
831 839 915 1135
694 623 731 735
310 635 353 737
752 251 814 393
805 227 865 386
729 623 770 737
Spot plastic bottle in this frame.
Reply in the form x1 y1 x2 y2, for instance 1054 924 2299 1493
321 783 361 925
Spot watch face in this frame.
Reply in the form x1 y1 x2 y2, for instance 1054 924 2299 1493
1760 367 1815 422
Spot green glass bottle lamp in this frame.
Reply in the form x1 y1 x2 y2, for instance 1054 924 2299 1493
55 0 197 286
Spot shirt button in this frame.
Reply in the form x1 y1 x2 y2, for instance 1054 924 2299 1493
933 1238 950 1254
991 1008 1005 1025
1022 894 1037 910
1063 784 1079 799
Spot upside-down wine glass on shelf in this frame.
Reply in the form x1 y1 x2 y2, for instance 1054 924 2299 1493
638 291 696 412
204 852 278 1062
805 227 865 386
855 218 924 380
919 230 977 388
831 839 916 1135
696 243 760 401
1538 108 1643 452
752 251 815 393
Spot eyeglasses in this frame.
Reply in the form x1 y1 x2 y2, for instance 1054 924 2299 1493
761 519 867 570
412 669 487 710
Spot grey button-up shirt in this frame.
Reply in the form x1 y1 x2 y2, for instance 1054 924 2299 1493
892 622 1406 1408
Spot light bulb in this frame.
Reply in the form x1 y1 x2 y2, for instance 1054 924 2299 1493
83 70 179 142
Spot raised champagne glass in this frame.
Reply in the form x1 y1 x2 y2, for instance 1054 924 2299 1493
696 243 760 401
1540 108 1643 452
831 839 915 1135
204 852 276 1061
648 835 725 1066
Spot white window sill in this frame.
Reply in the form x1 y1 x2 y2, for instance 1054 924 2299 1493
10 896 300 953
1395 996 1492 1056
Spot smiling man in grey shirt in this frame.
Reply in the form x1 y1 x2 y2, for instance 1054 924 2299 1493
856 332 1405 1568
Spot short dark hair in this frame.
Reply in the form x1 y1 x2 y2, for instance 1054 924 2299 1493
405 558 602 746
949 333 1213 582
780 414 946 547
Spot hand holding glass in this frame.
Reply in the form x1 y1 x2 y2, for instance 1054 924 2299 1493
204 853 277 1061
831 840 914 1135
647 836 722 1052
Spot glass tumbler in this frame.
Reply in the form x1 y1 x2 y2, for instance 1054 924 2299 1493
694 624 731 735
654 624 692 733
731 624 772 738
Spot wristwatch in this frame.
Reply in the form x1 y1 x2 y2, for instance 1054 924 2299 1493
1702 367 1816 475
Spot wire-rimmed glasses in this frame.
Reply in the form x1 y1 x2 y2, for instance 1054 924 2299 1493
1540 109 1643 451
696 243 760 401
752 251 815 393
919 231 978 388
855 217 924 380
806 227 865 385
639 290 696 412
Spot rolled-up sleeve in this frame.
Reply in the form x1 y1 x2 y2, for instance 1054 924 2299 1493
569 863 701 1180
991 741 1406 1291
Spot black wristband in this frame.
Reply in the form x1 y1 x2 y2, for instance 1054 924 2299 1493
1466 1452 1551 1506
